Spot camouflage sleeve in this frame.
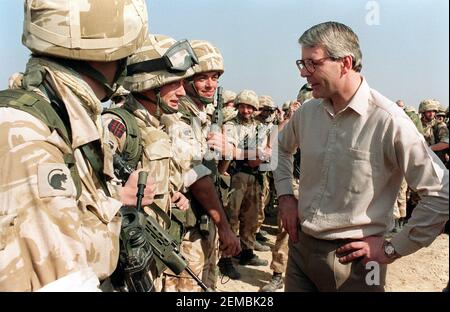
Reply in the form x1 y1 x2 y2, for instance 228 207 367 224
161 114 211 189
437 123 449 144
0 108 91 291
102 113 128 155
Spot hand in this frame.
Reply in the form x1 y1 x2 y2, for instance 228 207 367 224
257 146 272 161
120 169 155 206
171 191 190 211
217 226 241 257
278 195 299 242
207 132 234 158
336 236 395 265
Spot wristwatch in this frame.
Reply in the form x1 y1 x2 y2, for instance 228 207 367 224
383 241 400 259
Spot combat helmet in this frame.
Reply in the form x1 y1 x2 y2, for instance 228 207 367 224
22 0 149 101
124 34 197 92
419 99 440 114
259 95 276 110
22 0 148 62
282 100 291 111
297 83 313 104
185 40 224 105
124 34 198 115
436 105 446 117
223 90 237 105
235 90 259 110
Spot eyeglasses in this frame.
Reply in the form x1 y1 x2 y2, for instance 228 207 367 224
295 57 338 74
127 39 199 76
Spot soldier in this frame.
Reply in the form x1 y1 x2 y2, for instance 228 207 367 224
0 0 152 291
160 40 241 291
254 95 278 251
218 89 270 280
419 99 449 165
222 90 238 124
102 34 196 291
223 90 237 108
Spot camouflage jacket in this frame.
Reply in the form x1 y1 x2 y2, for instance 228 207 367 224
0 58 122 291
102 95 184 227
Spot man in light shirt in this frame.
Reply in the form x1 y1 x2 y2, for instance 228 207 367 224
274 21 449 292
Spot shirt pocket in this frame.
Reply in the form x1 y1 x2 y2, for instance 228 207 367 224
336 147 376 200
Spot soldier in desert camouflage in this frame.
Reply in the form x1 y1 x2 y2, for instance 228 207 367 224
0 0 152 291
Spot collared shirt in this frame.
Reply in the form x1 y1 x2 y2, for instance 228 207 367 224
274 77 448 256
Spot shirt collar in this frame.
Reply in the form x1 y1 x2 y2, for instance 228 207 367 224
322 76 371 117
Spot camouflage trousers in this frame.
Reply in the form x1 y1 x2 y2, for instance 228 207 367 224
229 172 263 250
270 179 299 274
270 211 289 274
257 173 270 232
393 178 407 219
162 220 218 292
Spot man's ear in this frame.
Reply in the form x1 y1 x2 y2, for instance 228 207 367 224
341 55 354 74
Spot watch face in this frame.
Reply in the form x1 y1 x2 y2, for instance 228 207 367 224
385 243 395 256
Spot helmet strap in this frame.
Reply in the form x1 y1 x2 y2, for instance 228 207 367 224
186 79 214 105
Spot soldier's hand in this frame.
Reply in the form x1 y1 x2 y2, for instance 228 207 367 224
207 132 234 158
278 194 299 242
171 191 190 211
217 226 241 257
120 169 155 206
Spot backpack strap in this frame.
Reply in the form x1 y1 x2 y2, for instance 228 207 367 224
103 107 143 171
0 89 82 199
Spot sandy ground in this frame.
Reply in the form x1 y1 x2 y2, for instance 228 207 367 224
215 215 449 292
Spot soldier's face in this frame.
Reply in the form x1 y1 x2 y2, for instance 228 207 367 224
299 46 342 100
192 71 219 98
160 80 186 110
423 111 436 121
225 101 235 108
237 104 255 120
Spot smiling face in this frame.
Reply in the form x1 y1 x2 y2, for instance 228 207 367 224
191 71 220 98
237 103 255 121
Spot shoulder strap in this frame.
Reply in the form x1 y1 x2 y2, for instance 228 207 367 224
0 89 82 199
103 107 143 171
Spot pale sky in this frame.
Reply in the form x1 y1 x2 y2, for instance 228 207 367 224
1 0 448 109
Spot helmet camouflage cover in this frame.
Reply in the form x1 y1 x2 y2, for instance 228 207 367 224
282 100 291 111
22 0 148 61
235 89 259 110
419 99 440 113
297 83 313 104
258 95 276 109
124 34 195 92
223 90 237 104
190 40 224 75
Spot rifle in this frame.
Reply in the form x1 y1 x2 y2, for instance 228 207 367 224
206 86 224 161
112 157 210 291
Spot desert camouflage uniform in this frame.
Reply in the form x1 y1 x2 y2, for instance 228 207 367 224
160 97 218 291
102 95 185 291
224 114 267 250
422 118 449 164
0 58 124 291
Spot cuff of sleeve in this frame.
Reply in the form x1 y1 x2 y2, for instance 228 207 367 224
390 228 423 257
183 165 212 188
275 179 294 197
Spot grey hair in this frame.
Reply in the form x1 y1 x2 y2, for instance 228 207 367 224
298 21 362 73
